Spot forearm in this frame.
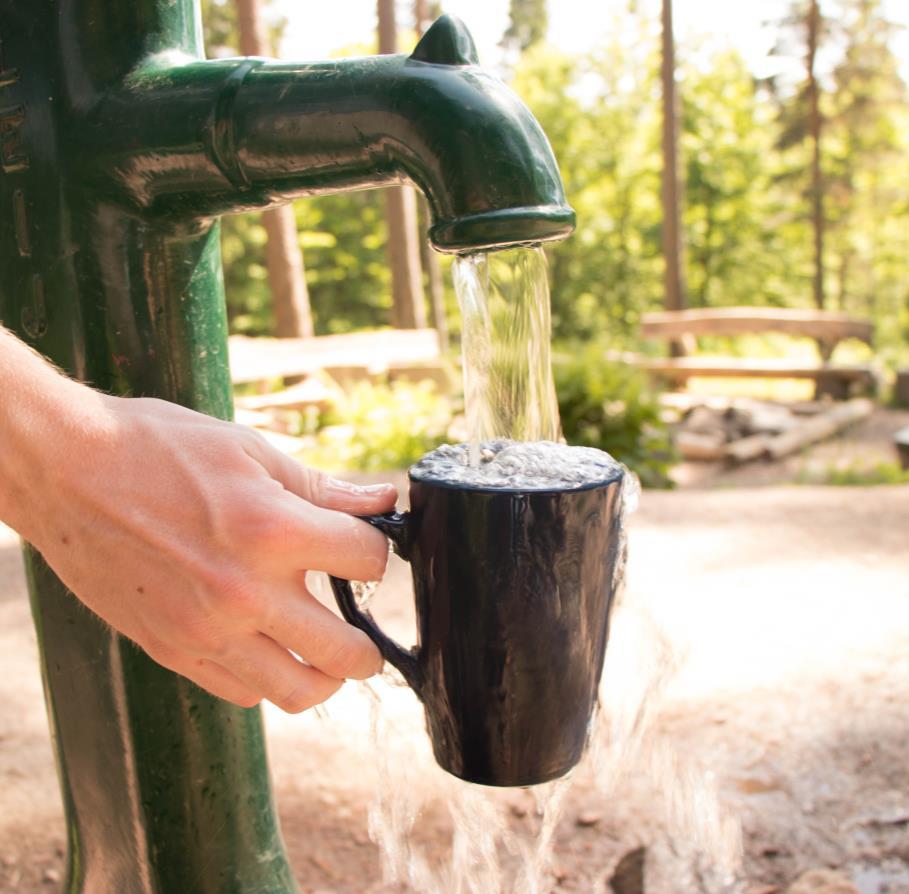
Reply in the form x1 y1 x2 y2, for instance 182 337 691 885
0 326 111 541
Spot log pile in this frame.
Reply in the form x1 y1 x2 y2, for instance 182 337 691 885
670 396 873 464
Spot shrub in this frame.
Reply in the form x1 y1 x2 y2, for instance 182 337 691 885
553 343 675 488
308 379 452 472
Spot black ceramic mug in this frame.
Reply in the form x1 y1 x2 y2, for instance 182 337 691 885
330 465 626 787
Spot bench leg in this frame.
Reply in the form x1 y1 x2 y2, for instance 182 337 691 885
815 372 851 401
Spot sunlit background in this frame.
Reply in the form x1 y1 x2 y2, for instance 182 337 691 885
276 0 909 82
1 2 908 892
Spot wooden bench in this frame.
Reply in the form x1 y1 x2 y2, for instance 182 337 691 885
229 328 446 385
639 308 876 400
228 328 455 413
227 328 455 453
895 426 909 470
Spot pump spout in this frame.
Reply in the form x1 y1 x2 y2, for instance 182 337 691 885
83 15 575 253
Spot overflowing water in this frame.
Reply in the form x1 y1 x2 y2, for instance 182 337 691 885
452 247 561 461
409 439 623 490
360 677 576 894
322 244 742 892
319 532 742 893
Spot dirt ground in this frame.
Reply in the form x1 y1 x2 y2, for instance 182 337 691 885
1 412 908 894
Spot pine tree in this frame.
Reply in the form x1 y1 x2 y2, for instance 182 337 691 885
501 0 548 55
764 0 836 311
660 0 686 317
826 0 907 316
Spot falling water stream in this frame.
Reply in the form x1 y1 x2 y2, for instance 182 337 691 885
452 246 561 457
326 245 742 892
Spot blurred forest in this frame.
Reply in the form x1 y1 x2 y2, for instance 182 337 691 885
202 0 909 367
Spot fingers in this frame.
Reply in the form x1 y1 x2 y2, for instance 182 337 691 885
271 498 391 581
223 632 344 713
306 473 398 516
244 434 398 515
237 430 395 580
263 581 383 681
143 636 262 708
179 658 262 709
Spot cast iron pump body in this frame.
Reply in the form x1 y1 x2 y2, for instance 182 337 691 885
0 2 574 890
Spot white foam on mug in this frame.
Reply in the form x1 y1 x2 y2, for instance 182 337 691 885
409 439 623 491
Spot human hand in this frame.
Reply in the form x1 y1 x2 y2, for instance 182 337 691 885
19 392 396 712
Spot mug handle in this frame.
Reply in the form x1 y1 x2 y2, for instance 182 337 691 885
329 511 423 695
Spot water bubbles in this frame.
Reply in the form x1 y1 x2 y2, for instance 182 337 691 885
410 439 623 491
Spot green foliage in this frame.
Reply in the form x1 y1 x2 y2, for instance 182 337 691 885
307 380 452 472
825 0 909 362
758 0 909 361
219 215 272 335
511 26 664 342
510 2 909 370
295 192 391 333
681 50 795 309
199 0 236 54
202 0 296 337
553 344 675 488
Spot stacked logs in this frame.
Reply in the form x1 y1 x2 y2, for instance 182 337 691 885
670 397 873 464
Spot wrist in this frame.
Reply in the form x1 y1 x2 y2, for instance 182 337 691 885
0 337 116 542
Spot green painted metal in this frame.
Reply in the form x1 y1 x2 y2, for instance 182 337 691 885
0 1 574 890
73 14 575 251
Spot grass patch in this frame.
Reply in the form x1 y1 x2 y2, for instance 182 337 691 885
795 459 909 486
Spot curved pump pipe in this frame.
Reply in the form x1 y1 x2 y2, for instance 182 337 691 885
80 15 575 252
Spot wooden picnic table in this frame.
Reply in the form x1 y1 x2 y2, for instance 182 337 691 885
641 308 872 356
638 307 876 399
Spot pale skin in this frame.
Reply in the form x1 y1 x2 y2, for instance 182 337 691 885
0 325 396 712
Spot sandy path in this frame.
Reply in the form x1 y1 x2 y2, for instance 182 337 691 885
1 484 907 893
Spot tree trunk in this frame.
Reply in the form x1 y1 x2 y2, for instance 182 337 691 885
415 0 448 348
807 0 825 310
236 0 314 337
415 0 430 32
262 209 313 337
661 0 687 354
417 197 449 348
415 0 443 32
378 0 427 329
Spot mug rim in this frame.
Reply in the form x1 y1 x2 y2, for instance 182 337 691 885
407 465 624 496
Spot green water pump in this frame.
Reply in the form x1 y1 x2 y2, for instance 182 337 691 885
0 2 574 890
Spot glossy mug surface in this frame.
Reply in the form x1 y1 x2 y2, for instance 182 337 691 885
330 465 625 787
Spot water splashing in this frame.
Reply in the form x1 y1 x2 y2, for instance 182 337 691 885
361 678 574 894
311 243 742 890
308 461 741 889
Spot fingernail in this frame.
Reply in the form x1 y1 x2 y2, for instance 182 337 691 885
360 483 394 494
327 478 393 496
